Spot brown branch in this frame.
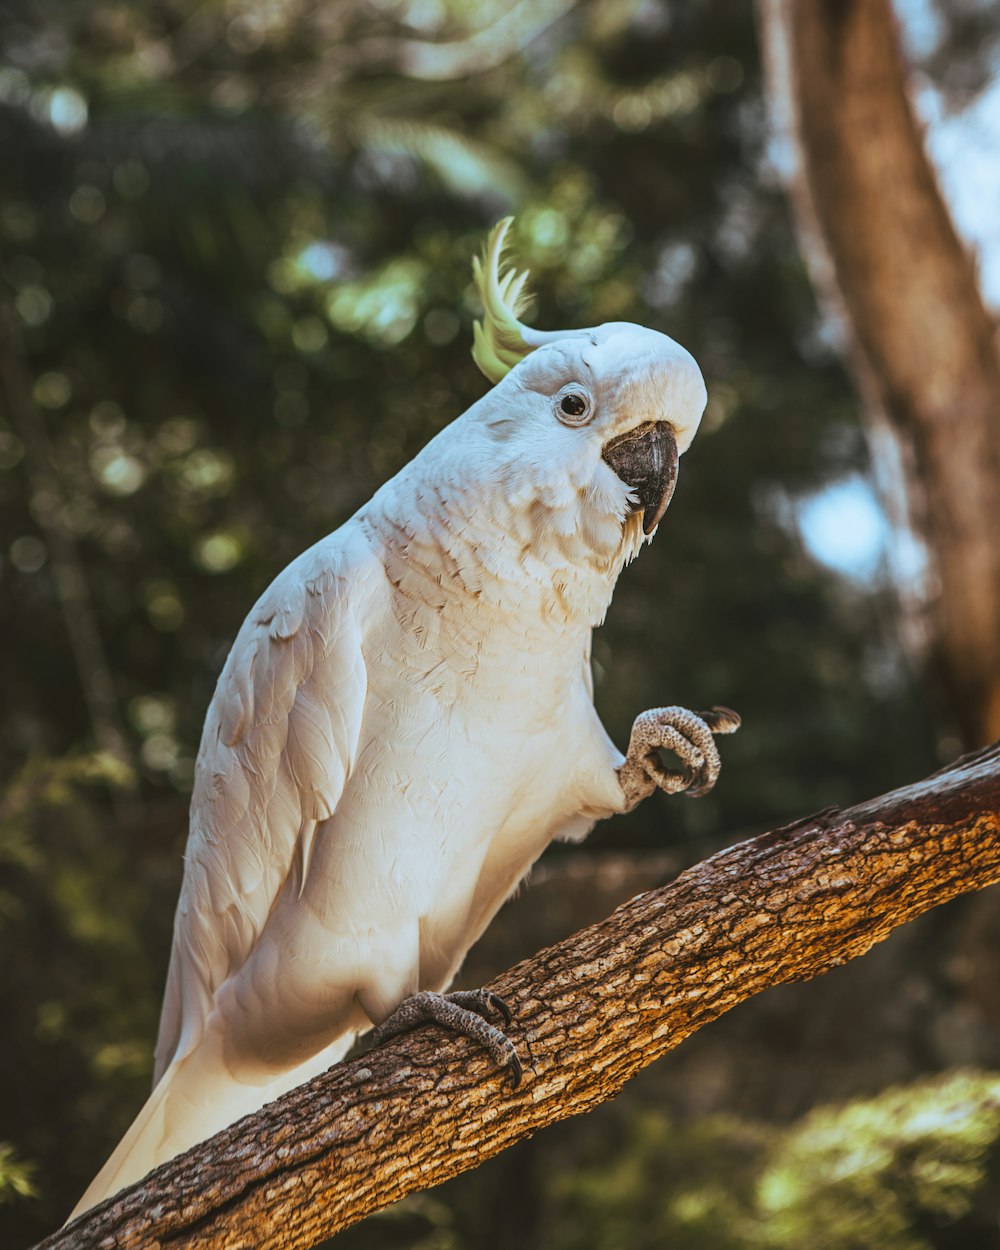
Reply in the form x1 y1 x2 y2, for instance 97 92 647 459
41 744 1000 1250
758 0 1000 745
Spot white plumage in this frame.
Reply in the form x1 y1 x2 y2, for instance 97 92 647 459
72 220 733 1217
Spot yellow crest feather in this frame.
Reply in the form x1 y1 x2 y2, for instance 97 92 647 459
471 217 537 383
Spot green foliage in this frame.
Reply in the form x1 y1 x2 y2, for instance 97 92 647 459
0 755 169 1234
756 1072 1000 1249
0 1144 37 1206
548 1111 770 1250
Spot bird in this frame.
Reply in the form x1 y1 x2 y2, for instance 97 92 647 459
70 217 739 1218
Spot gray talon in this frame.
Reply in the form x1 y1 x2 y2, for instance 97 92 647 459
485 991 513 1027
445 988 512 1026
370 989 522 1088
618 704 740 809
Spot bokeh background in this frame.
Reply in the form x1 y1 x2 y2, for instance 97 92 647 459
2 0 999 1245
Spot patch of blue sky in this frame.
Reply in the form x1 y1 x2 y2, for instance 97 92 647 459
296 242 349 283
797 475 889 582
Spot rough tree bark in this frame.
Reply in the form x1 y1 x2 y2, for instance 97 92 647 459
39 743 1000 1250
759 0 1000 746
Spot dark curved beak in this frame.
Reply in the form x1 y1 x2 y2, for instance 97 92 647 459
602 421 679 535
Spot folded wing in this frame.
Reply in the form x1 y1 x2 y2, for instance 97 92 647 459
153 536 372 1083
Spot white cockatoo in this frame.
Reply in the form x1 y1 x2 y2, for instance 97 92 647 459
71 218 738 1218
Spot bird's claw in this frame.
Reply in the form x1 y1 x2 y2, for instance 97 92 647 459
370 988 522 1088
444 988 513 1028
618 704 740 810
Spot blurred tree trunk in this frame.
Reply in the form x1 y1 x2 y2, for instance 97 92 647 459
759 0 1000 747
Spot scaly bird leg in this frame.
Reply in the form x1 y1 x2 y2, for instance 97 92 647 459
370 989 522 1088
618 705 741 811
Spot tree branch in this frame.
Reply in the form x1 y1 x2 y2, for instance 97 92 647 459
42 745 1000 1250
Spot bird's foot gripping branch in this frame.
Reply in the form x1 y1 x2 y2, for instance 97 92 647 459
370 989 523 1088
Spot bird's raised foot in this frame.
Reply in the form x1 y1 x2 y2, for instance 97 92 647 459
370 989 522 1088
618 704 740 810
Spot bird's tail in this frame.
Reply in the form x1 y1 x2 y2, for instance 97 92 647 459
67 1064 178 1221
67 1031 357 1223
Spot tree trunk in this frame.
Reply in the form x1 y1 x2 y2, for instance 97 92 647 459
759 0 1000 746
39 743 1000 1250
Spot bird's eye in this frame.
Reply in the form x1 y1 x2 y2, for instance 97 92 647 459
554 386 594 427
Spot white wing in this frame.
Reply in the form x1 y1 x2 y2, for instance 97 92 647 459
153 532 374 1082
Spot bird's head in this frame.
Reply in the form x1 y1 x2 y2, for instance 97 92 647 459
469 219 707 566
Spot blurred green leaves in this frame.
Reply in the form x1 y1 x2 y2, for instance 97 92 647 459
0 1144 37 1207
757 1072 1000 1249
0 752 133 893
0 752 171 1232
548 1073 1000 1250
